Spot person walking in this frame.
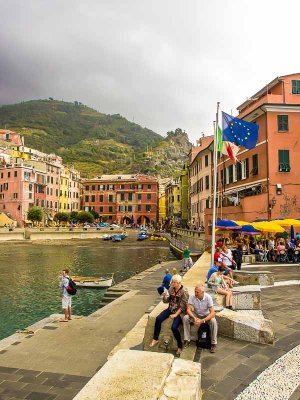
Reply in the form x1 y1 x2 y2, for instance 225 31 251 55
59 269 72 322
182 244 193 271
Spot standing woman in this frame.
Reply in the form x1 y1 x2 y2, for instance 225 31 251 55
150 275 189 356
220 245 236 270
208 266 233 309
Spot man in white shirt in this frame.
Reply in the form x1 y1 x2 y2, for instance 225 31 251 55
182 285 218 353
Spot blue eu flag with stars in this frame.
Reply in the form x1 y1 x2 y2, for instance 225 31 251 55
222 111 259 150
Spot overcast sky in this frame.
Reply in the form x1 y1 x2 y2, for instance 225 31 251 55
0 0 299 143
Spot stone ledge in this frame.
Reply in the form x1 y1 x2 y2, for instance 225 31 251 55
159 358 201 400
242 254 256 263
73 350 174 400
207 286 261 310
216 309 274 344
233 270 274 286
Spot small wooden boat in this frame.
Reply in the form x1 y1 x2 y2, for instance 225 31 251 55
103 234 112 241
112 235 122 242
72 274 114 288
137 233 148 241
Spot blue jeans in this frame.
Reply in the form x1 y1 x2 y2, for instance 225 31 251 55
153 308 183 349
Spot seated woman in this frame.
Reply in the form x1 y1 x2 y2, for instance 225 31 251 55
150 274 189 356
276 241 286 255
255 241 264 261
220 245 236 270
208 266 233 310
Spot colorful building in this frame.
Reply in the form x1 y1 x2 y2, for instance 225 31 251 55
0 165 37 225
0 130 81 225
68 167 81 212
180 164 189 227
165 178 181 223
59 166 69 212
189 136 213 229
205 73 300 234
82 174 158 225
157 177 170 223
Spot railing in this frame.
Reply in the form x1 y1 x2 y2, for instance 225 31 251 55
163 232 202 255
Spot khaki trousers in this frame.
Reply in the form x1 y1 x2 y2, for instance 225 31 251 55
182 313 218 345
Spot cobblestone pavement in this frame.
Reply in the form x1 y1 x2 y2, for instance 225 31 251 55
201 263 300 400
0 260 181 400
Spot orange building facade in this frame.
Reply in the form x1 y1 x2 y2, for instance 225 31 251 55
205 73 300 233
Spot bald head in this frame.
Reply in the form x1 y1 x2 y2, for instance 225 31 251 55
194 285 205 299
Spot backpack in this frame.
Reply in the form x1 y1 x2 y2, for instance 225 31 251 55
197 323 211 349
66 277 77 296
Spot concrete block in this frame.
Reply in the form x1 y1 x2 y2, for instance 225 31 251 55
216 309 274 344
73 350 174 400
233 270 274 286
159 359 201 400
232 286 261 310
207 286 261 310
242 254 256 263
143 302 180 352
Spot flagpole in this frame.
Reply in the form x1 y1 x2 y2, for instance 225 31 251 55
211 102 220 266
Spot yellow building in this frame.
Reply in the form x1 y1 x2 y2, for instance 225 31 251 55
59 167 69 211
165 178 181 222
158 194 166 223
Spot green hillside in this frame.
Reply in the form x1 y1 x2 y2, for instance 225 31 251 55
0 100 191 177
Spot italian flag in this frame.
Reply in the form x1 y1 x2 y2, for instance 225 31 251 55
217 125 239 162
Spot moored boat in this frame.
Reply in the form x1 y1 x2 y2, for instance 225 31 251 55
137 233 148 241
103 234 112 241
72 274 114 288
112 234 122 242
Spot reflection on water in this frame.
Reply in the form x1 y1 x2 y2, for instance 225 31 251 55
0 239 175 340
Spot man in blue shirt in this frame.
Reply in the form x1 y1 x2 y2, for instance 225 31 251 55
157 269 172 295
206 259 232 287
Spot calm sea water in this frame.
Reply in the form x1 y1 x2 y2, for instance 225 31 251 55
0 238 175 340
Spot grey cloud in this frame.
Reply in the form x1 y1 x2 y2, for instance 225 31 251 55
0 0 299 142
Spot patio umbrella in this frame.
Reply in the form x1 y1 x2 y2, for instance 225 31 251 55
216 219 241 230
252 221 285 233
273 219 300 228
290 225 295 241
234 220 250 226
240 225 261 236
215 228 231 235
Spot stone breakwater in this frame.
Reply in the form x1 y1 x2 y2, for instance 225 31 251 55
235 344 300 400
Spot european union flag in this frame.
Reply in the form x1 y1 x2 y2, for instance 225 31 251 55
222 111 259 150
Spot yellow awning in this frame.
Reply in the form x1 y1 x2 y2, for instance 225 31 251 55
272 219 300 228
234 220 252 226
252 221 285 233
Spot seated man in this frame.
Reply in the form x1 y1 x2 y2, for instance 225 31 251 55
183 285 218 353
157 269 172 295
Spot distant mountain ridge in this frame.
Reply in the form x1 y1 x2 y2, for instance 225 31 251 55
0 99 191 177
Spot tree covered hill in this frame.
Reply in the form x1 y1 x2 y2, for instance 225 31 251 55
0 99 191 177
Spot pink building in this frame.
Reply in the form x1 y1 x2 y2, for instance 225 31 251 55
0 130 23 146
0 166 36 225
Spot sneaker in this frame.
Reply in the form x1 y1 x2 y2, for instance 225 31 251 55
210 344 217 353
183 340 190 348
233 280 239 285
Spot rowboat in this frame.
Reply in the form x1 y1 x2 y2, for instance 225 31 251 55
137 233 148 241
72 274 114 288
103 234 112 241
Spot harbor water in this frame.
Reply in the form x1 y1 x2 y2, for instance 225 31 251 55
0 238 175 340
